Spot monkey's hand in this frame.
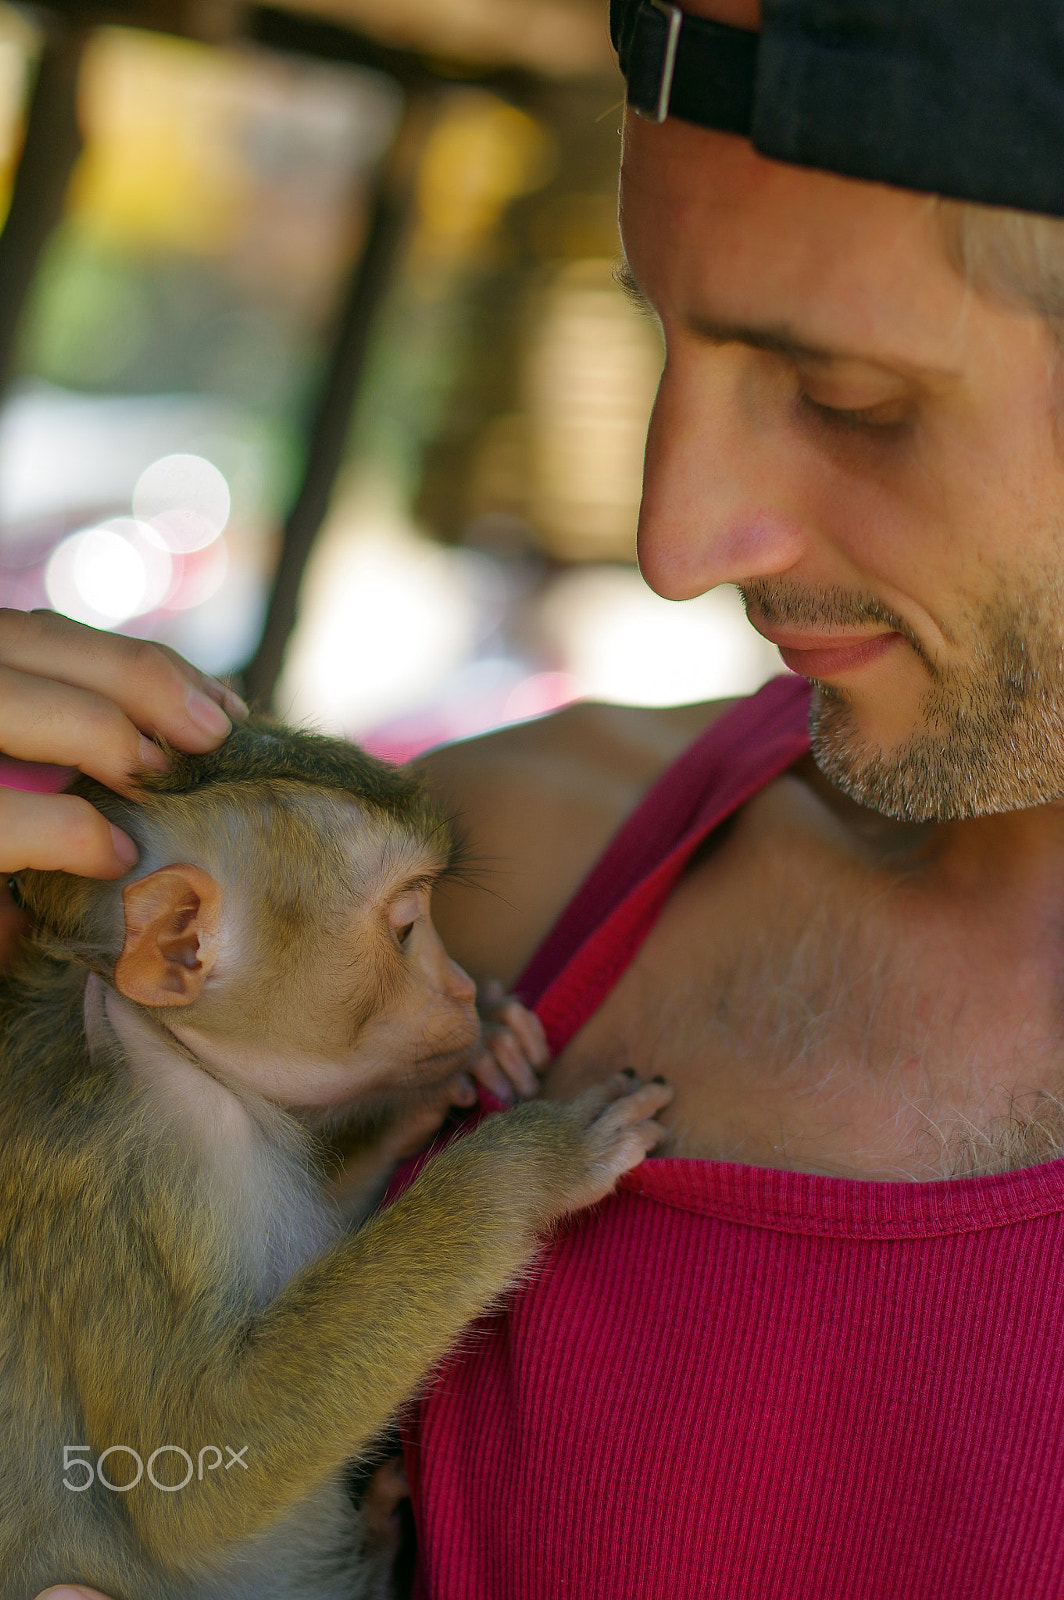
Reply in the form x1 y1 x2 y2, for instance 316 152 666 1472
495 1070 675 1223
465 979 549 1104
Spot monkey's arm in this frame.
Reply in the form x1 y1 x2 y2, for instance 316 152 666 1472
74 1080 667 1573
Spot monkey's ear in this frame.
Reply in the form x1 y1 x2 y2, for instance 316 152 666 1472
113 865 222 1007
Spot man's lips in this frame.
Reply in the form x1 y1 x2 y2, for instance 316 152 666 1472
750 622 902 679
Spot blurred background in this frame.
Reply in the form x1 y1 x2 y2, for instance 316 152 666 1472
0 0 781 757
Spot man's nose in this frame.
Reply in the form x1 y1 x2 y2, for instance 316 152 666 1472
636 353 806 599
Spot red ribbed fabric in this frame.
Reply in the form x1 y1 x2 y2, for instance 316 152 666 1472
406 676 1064 1598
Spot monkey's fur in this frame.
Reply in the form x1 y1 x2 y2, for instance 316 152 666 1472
0 721 664 1599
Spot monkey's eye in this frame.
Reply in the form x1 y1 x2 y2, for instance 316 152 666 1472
396 922 415 946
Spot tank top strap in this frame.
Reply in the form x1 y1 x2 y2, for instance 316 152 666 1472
516 674 812 1055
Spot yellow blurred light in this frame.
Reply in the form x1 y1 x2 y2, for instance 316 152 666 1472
416 94 554 253
69 30 246 254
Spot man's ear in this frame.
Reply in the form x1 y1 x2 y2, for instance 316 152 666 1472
113 864 222 1007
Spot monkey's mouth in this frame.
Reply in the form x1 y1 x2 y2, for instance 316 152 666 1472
413 1021 484 1081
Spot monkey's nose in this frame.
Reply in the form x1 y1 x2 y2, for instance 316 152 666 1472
447 960 477 1005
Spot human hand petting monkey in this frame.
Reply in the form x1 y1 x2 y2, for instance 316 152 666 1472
0 607 246 875
0 608 246 968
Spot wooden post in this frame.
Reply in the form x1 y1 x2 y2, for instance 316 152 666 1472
0 20 88 396
239 89 435 711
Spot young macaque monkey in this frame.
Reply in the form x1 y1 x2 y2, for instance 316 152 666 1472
0 720 671 1600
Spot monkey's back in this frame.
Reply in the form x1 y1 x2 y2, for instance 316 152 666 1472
0 954 387 1600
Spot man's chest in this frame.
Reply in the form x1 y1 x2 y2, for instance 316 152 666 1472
542 775 1064 1181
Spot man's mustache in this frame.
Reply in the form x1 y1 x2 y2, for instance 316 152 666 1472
738 579 932 668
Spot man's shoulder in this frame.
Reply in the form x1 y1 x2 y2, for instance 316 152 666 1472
417 698 738 985
419 696 739 799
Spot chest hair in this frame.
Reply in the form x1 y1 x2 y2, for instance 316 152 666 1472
557 803 1064 1181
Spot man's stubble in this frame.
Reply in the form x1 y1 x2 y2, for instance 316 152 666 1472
739 575 1064 821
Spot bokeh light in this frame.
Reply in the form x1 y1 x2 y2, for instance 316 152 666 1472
133 452 230 553
45 517 172 626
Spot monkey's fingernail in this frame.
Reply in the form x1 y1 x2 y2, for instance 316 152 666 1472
651 1074 666 1085
110 826 139 870
138 736 169 774
621 1068 637 1080
186 687 232 738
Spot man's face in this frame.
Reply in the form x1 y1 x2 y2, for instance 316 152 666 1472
620 0 1064 820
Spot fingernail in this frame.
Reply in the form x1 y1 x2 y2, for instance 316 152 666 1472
206 678 250 722
138 736 169 774
110 825 139 870
223 689 250 722
651 1074 666 1085
186 688 231 739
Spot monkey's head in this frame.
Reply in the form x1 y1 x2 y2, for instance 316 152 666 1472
17 720 482 1112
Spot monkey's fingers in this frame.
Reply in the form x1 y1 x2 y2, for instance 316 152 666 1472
564 1073 675 1210
0 786 138 876
468 1039 523 1104
486 994 549 1071
0 609 247 763
472 1024 543 1101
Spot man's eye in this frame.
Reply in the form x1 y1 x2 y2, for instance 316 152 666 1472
396 922 415 946
798 390 910 434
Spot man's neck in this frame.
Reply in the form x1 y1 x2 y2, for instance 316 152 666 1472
804 753 1064 932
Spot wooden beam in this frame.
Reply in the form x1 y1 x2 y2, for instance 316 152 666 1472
0 20 88 395
239 90 435 710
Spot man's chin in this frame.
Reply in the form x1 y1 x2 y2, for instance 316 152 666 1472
808 683 1064 823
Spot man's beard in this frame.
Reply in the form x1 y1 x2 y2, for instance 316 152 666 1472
739 577 1064 822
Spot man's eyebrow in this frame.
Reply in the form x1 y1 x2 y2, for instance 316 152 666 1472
614 259 960 377
617 260 848 360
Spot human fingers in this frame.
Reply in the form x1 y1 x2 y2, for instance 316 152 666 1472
0 609 247 752
0 664 178 800
0 787 139 877
33 1588 115 1600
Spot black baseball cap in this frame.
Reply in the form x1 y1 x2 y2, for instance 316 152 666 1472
611 0 1064 217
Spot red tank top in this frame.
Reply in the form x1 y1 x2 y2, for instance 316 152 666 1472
406 676 1064 1599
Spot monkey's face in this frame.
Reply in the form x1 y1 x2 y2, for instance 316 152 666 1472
122 855 483 1114
332 882 482 1095
230 883 482 1111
